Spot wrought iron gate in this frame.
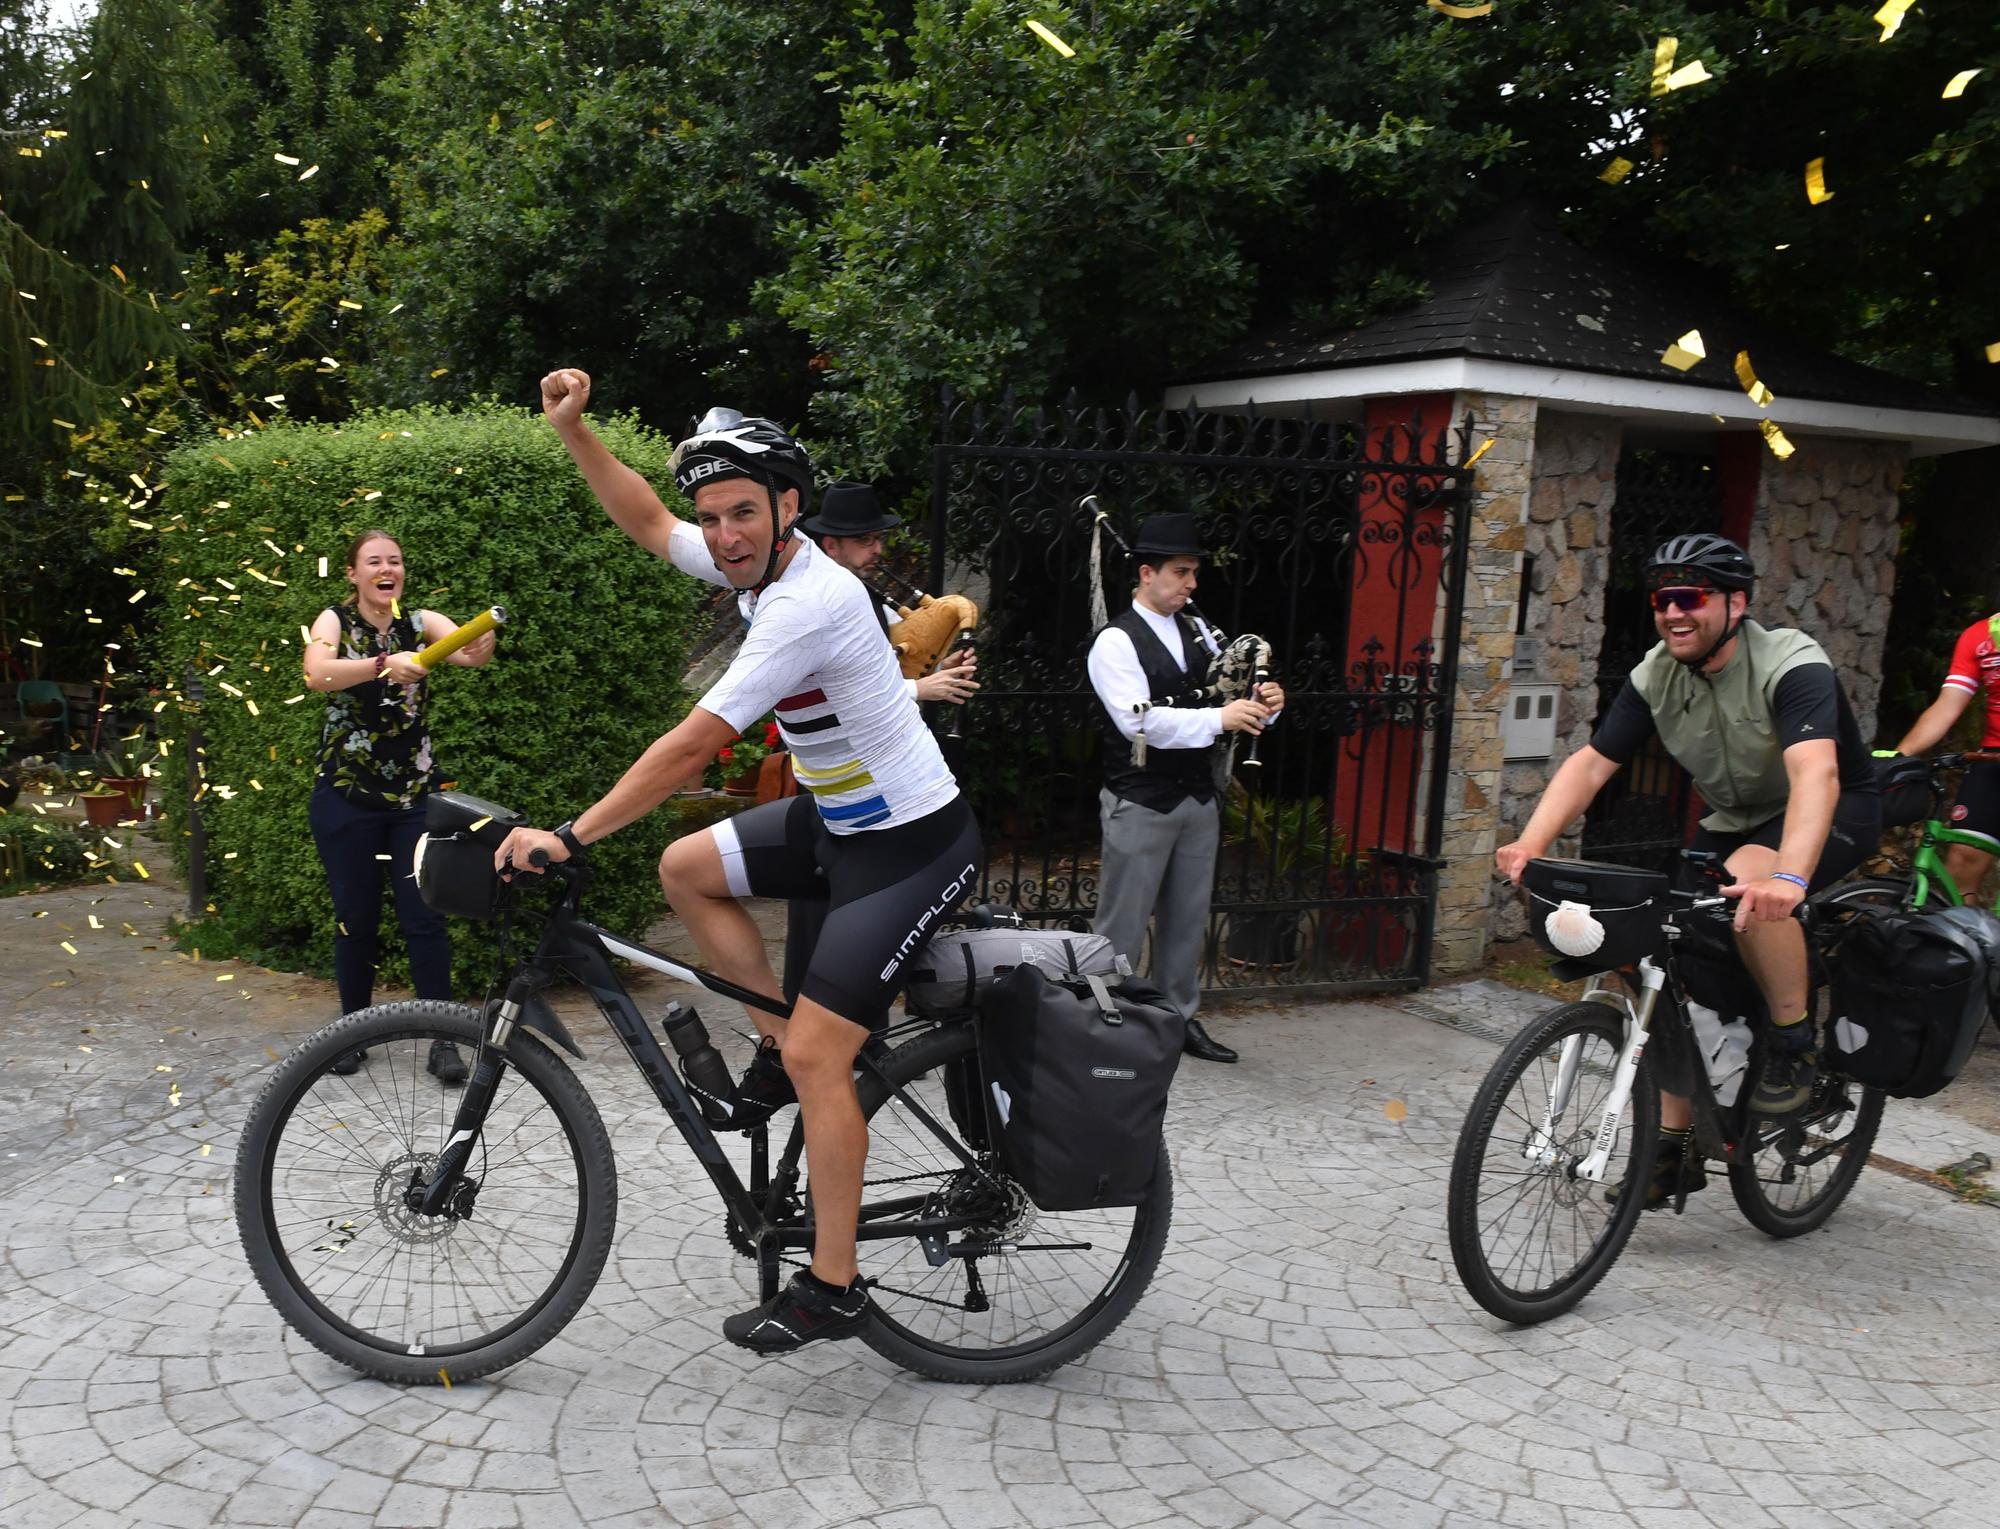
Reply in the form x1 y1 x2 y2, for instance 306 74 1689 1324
1579 447 1723 871
927 392 1472 996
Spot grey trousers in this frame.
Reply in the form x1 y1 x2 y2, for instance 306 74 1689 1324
1094 787 1219 1023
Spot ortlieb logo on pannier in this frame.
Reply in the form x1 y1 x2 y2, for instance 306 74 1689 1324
976 965 1185 1212
1824 905 2000 1099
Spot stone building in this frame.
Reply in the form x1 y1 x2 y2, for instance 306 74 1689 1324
1171 206 1999 975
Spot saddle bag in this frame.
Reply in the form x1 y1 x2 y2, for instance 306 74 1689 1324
904 925 1125 1020
975 965 1185 1212
1824 905 2000 1098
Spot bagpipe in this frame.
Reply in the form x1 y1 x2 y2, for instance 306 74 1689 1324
1079 496 1275 780
866 567 980 682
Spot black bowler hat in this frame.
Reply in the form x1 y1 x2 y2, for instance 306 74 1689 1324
801 480 902 537
1131 512 1204 560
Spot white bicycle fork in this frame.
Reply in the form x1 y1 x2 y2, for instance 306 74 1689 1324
1522 960 1665 1184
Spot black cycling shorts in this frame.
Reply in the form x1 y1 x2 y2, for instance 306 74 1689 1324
1681 787 1883 893
710 793 982 1030
1948 760 2000 852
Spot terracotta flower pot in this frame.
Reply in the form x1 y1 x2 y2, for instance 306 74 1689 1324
82 792 127 828
102 775 146 817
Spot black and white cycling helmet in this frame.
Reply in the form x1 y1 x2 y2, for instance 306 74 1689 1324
1645 533 1756 594
668 408 816 591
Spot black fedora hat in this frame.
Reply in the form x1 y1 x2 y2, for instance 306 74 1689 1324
1131 511 1204 560
801 480 902 537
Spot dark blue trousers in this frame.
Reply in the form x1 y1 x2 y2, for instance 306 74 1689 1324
308 783 452 1015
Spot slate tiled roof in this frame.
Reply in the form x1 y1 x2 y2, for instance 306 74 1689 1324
1177 204 1991 419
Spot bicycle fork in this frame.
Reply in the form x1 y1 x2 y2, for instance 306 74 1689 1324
411 971 546 1217
1524 962 1665 1185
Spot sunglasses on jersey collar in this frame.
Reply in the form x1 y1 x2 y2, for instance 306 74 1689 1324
1648 586 1718 613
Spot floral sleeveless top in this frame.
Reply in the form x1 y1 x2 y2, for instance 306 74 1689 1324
316 605 436 809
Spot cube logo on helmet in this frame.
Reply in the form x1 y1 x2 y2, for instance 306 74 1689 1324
668 408 816 592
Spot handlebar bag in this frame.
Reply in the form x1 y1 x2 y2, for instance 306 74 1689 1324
1521 859 1671 973
905 926 1125 1020
1824 906 2000 1097
413 790 525 922
975 965 1184 1212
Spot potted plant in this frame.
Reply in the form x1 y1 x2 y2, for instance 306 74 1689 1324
79 778 131 829
716 719 778 799
1218 784 1342 970
99 730 155 819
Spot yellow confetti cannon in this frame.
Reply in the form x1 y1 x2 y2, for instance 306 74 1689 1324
412 606 507 672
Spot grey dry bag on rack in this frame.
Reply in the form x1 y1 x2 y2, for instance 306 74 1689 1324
904 926 1124 1020
1823 905 2000 1098
976 964 1185 1212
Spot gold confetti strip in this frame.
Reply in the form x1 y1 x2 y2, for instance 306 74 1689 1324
1945 70 1982 100
338 299 363 312
1759 419 1796 459
1425 0 1493 14
298 164 319 180
201 1144 212 1157
1661 329 1706 371
1874 0 1913 43
468 816 492 832
133 862 148 879
1985 341 2000 364
1599 156 1635 185
430 367 450 379
533 118 556 133
1650 37 1711 97
1734 351 1774 406
79 1044 93 1053
1464 438 1496 468
216 973 234 982
274 152 301 166
1805 157 1834 205
1025 19 1074 56
60 940 77 954
438 1368 453 1390
1384 1099 1408 1123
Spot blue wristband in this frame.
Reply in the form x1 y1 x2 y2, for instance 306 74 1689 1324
1770 872 1809 892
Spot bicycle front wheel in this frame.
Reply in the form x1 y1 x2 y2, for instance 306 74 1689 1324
234 1000 617 1384
838 1023 1170 1383
1447 1001 1658 1325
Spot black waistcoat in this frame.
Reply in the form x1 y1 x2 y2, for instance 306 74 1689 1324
1098 607 1215 811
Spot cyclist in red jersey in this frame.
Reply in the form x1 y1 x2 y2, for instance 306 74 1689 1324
1890 614 2000 900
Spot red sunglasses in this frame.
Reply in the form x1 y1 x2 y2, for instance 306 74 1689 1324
1648 586 1715 614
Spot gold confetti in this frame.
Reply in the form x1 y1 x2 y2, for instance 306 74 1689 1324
1734 350 1774 406
216 973 234 982
1985 341 2000 364
274 152 301 166
338 299 363 311
60 940 77 954
1874 1 1913 43
1025 19 1075 57
201 1144 212 1157
1384 1099 1408 1123
133 861 149 879
128 589 146 603
129 517 153 530
1649 38 1711 97
533 118 556 133
1599 157 1635 185
1425 0 1493 14
1464 438 1496 468
298 164 319 180
155 1064 172 1073
318 557 329 577
1759 419 1796 458
78 1045 92 1053
1661 329 1706 371
438 1368 453 1389
430 367 450 379
250 779 263 790
1805 157 1834 205
468 816 492 832
390 597 401 618
1945 70 1982 100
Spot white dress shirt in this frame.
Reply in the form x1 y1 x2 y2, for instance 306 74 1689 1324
1086 605 1226 749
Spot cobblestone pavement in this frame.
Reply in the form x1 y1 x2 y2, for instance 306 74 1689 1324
6 879 2000 1528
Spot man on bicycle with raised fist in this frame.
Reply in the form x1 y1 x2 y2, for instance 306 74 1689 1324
496 369 981 1354
1888 612 2000 902
1495 534 1880 1209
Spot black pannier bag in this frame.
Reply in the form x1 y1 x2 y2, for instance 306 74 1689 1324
1875 754 1932 830
1824 905 2000 1098
976 965 1186 1212
904 926 1125 1019
414 790 526 921
1521 859 1671 974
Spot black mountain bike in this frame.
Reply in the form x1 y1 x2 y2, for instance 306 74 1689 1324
234 792 1169 1385
1447 852 1885 1325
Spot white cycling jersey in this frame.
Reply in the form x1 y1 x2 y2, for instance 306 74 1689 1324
671 522 958 832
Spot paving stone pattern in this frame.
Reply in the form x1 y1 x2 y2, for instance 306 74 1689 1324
6 884 2000 1527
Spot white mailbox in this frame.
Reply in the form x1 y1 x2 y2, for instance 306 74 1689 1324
1502 682 1561 761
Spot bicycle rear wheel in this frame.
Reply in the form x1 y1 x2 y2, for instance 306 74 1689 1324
1727 1069 1885 1237
1812 876 1923 919
1447 1000 1658 1325
235 1001 617 1384
836 1023 1170 1382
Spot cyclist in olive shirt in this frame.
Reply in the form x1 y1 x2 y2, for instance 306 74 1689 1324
1497 535 1880 1208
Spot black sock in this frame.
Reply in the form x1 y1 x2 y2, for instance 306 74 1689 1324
801 1269 856 1296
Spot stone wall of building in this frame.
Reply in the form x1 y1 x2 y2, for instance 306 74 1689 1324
1745 436 1907 739
1489 412 1622 942
1431 391 1539 975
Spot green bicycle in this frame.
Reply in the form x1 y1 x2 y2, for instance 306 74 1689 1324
1815 751 2000 921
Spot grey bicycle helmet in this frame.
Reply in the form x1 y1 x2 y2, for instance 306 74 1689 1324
668 408 816 591
1645 533 1756 594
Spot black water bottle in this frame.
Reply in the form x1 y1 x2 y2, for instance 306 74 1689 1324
661 1002 738 1126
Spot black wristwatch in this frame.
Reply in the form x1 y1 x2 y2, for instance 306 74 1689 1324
553 819 588 860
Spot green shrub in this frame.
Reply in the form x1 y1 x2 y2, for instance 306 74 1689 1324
0 812 90 890
151 402 712 994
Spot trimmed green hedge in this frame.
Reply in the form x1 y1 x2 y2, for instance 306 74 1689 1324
0 812 90 891
153 403 711 996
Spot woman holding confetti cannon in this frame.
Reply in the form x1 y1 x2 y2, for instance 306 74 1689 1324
302 529 500 1084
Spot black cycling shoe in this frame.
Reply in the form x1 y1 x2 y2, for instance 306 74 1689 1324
1605 1132 1707 1212
1751 1023 1819 1119
427 1040 469 1087
329 1048 367 1076
722 1270 869 1354
729 1038 797 1131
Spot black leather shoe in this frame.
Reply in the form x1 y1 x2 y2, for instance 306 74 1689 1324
1183 1020 1239 1064
329 1048 367 1076
427 1040 469 1087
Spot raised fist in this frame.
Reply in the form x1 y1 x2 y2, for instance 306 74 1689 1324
540 368 591 430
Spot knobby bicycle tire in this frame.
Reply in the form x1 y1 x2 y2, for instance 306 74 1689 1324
235 1001 617 1385
839 1023 1171 1382
1448 1001 1658 1326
